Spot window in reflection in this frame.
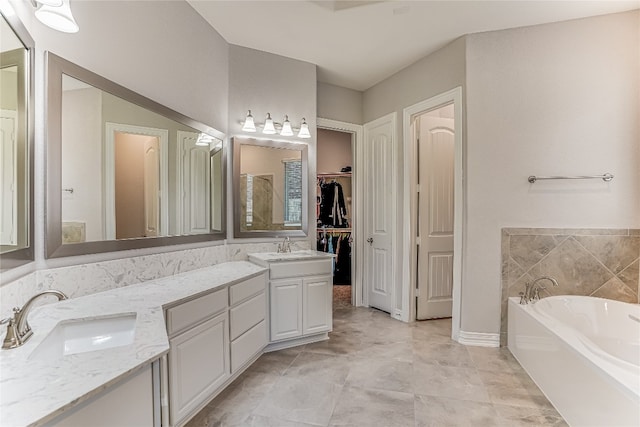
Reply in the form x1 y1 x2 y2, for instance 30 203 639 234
239 144 303 232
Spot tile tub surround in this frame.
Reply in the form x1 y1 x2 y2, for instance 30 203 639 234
186 308 567 427
0 261 267 427
0 240 310 320
501 228 640 344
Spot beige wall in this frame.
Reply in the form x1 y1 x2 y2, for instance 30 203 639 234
363 36 467 313
228 45 317 243
114 133 147 239
463 10 640 335
317 128 352 174
61 87 103 242
317 82 363 125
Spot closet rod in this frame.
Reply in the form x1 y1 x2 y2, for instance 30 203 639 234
317 172 351 178
527 173 613 184
317 228 352 232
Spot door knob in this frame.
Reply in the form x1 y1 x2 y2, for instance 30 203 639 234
367 238 373 245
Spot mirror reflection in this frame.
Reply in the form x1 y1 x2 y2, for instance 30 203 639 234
0 15 29 256
46 52 225 258
233 137 308 238
60 74 224 244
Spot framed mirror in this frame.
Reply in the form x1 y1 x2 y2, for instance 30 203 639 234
0 6 34 271
232 137 308 238
45 52 226 258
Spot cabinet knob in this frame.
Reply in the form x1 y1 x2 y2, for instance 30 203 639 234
367 238 373 245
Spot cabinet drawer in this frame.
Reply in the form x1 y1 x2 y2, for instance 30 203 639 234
269 259 332 280
230 292 266 341
229 274 266 305
166 288 227 336
231 320 266 373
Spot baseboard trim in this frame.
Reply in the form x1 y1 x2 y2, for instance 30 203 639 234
264 332 329 352
457 330 500 347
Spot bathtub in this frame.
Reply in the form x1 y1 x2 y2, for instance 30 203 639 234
508 295 640 427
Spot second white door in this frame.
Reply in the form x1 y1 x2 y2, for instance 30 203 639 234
416 113 455 320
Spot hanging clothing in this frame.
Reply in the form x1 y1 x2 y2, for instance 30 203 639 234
318 181 348 228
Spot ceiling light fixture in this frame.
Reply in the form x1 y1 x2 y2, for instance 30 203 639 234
262 113 276 134
241 110 256 132
32 0 79 33
195 133 214 147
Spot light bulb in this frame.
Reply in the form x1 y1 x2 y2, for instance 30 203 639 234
263 113 276 135
297 118 311 139
242 110 256 132
280 115 294 136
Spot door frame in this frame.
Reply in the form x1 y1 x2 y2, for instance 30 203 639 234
402 87 464 340
104 122 169 240
316 118 363 307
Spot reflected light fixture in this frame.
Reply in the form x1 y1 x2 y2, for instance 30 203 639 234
262 113 276 134
195 133 214 147
280 115 294 136
297 118 311 139
241 110 256 132
32 0 79 33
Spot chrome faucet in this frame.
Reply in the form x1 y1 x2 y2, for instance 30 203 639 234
1 290 68 349
519 276 559 304
277 236 291 253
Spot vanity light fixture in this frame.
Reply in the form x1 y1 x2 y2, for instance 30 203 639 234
280 115 294 136
241 110 256 132
32 0 79 33
297 118 311 139
241 110 311 139
262 113 276 135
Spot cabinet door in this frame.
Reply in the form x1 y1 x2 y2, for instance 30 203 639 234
303 275 332 335
269 278 303 341
49 365 154 427
169 312 229 426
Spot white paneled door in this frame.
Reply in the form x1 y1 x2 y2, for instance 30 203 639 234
0 112 17 246
143 137 160 238
417 115 455 319
363 113 396 314
178 131 211 235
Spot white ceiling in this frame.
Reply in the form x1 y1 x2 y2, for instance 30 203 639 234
187 0 639 91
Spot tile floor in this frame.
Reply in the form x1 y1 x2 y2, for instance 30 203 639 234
186 306 567 427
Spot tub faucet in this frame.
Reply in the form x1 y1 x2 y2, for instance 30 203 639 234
520 276 559 304
1 290 68 350
277 236 291 253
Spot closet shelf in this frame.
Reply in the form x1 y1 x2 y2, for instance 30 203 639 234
317 172 352 178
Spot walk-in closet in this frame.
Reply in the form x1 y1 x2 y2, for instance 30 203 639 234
317 128 353 308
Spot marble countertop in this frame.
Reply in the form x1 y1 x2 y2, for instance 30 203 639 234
247 250 334 265
0 261 266 427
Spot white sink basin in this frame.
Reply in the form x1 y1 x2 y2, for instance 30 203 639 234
29 313 136 360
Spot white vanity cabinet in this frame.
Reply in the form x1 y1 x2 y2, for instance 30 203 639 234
163 273 267 427
47 364 156 427
248 251 333 350
229 274 268 373
165 288 229 426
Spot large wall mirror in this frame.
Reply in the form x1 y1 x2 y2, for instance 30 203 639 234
233 137 308 238
46 53 225 258
0 6 34 271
